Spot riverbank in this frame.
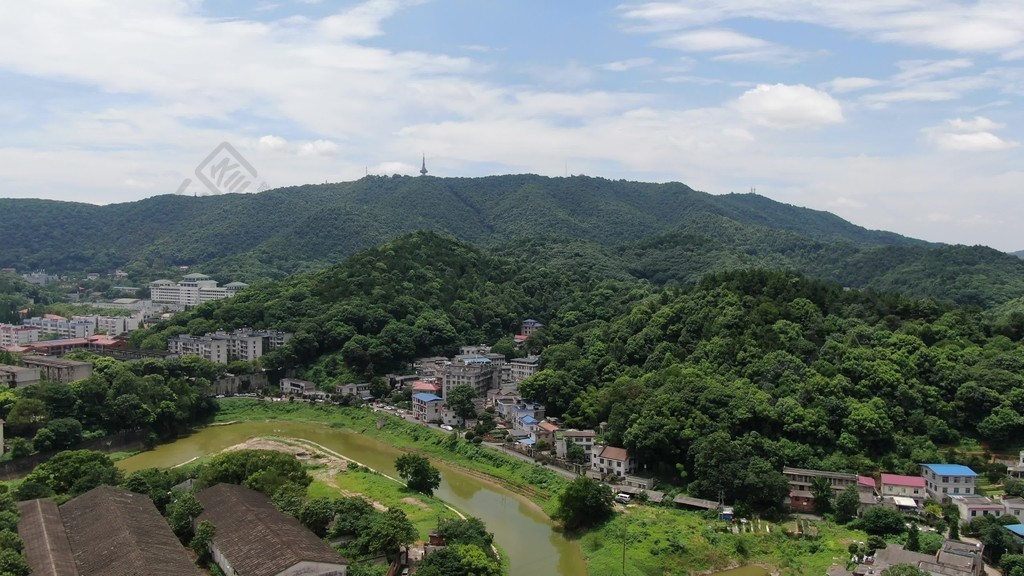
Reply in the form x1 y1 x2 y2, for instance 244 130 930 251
214 399 568 515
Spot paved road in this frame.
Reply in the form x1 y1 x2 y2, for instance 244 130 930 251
480 442 580 480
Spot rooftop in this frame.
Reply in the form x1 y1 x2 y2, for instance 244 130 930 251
1006 524 1024 537
197 484 347 576
17 499 80 576
413 392 443 403
921 463 978 477
880 473 926 488
597 446 630 461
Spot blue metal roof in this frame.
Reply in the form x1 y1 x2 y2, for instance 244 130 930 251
1006 524 1024 537
921 464 978 476
463 357 491 363
521 416 538 424
413 393 443 402
518 438 536 446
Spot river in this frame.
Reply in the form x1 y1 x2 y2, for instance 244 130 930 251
118 420 588 576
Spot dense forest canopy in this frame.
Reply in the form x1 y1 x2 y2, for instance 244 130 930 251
129 233 1024 514
3 175 1021 306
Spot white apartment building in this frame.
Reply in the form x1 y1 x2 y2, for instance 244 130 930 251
72 315 142 337
168 329 291 364
921 464 978 501
555 429 596 462
149 274 248 307
509 355 541 384
22 317 94 339
443 355 500 398
0 324 40 347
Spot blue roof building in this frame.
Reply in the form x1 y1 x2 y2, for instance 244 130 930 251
921 463 979 501
1005 524 1024 538
412 393 443 403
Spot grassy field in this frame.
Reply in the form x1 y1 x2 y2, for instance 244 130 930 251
580 506 866 576
307 464 461 540
215 399 567 514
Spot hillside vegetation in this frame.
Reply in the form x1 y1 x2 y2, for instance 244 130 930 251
5 175 1022 306
131 233 1024 515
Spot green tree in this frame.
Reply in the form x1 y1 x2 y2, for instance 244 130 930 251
32 417 83 452
359 508 417 561
22 450 121 496
1001 554 1024 576
906 523 920 552
0 529 23 553
197 449 311 494
167 492 204 541
566 441 587 465
554 476 613 531
190 520 216 564
394 454 441 496
835 486 860 524
859 506 906 536
298 497 337 537
811 476 833 515
437 517 494 550
445 384 477 420
0 548 29 576
881 565 929 576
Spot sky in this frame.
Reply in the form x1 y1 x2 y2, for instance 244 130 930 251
0 1 1022 251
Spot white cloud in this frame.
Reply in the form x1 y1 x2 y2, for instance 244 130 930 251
733 84 844 129
601 57 654 71
657 28 768 52
297 139 340 156
924 116 1020 152
823 77 882 93
257 135 289 151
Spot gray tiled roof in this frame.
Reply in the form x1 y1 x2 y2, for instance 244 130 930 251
17 499 79 576
60 485 202 576
197 484 347 576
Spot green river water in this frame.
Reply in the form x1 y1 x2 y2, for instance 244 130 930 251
118 420 588 576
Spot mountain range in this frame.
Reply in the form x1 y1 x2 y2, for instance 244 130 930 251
2 174 1022 307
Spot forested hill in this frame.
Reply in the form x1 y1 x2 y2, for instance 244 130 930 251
0 174 913 274
4 174 1023 306
131 233 1024 512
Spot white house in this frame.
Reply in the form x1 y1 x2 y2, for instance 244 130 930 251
921 464 978 501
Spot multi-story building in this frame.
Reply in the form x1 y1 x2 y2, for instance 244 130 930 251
168 329 291 364
335 382 372 399
413 393 444 422
950 494 1004 521
71 314 141 337
21 356 93 383
521 319 543 337
880 473 927 506
921 464 978 501
0 365 41 388
22 317 94 339
442 355 499 398
509 355 541 384
782 467 862 512
590 445 637 478
0 324 40 347
555 429 597 462
149 274 248 307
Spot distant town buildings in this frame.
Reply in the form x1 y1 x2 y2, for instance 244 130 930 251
168 329 292 364
23 316 95 339
149 274 248 307
442 354 501 398
0 323 40 347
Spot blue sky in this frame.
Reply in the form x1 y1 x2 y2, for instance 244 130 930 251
0 1 1022 250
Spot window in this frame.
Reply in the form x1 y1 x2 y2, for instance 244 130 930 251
943 476 949 483
954 488 959 494
971 511 977 517
942 488 948 494
954 477 960 483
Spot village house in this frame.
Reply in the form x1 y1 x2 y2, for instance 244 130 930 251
335 382 372 400
508 355 541 385
950 494 1005 521
783 467 861 512
590 445 637 478
1006 451 1024 480
880 473 926 506
555 429 597 462
921 463 977 501
281 378 318 396
413 393 444 422
1003 497 1024 519
831 539 984 576
18 485 202 576
196 483 348 576
532 421 559 446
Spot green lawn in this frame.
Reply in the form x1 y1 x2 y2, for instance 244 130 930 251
580 506 865 576
308 465 461 540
